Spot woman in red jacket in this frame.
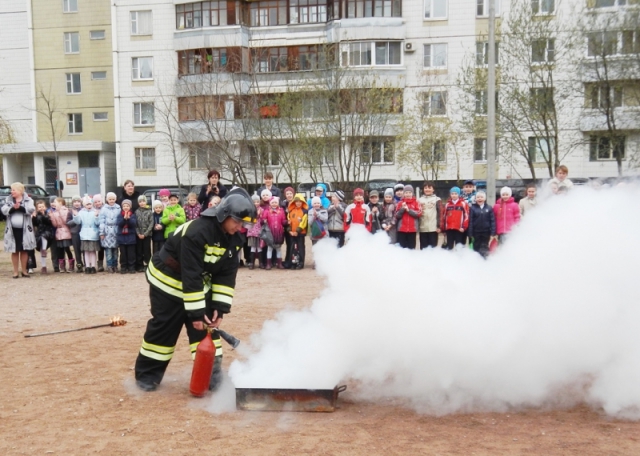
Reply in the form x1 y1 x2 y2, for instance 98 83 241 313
395 185 422 249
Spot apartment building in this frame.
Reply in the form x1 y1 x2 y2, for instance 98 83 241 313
2 0 638 192
1 0 116 196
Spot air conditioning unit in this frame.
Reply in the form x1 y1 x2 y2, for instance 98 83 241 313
404 42 415 52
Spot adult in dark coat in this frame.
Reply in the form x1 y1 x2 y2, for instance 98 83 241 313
197 169 228 212
117 180 141 213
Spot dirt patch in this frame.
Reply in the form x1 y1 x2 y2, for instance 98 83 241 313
0 245 638 455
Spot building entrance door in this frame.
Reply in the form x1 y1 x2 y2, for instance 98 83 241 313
78 152 101 196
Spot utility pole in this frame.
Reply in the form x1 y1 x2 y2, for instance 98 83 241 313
486 0 497 205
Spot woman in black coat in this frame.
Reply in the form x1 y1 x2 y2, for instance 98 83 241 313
117 179 141 213
197 169 228 212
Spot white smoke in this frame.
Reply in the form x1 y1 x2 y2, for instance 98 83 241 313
229 185 640 418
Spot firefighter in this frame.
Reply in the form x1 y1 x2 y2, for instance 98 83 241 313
134 188 257 392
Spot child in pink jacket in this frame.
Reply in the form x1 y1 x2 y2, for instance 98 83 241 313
49 197 75 272
260 196 288 270
493 187 520 242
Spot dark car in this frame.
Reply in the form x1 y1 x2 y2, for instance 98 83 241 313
365 179 398 197
142 187 190 205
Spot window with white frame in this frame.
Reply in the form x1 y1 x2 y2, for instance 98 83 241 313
65 73 81 94
587 32 619 57
302 97 329 118
421 140 446 163
132 57 153 80
530 87 554 112
68 113 83 134
423 43 447 68
528 137 554 163
589 136 625 161
476 0 500 17
474 138 487 162
64 32 80 54
532 0 554 14
91 71 107 80
475 90 499 115
532 39 555 62
133 103 154 126
135 147 156 170
592 0 627 8
131 11 153 35
621 31 640 55
423 91 447 116
587 84 623 109
363 139 395 164
90 30 105 40
424 0 447 19
476 41 499 66
63 0 78 13
341 41 401 66
93 112 108 121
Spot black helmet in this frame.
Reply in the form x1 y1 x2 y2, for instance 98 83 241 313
202 187 257 226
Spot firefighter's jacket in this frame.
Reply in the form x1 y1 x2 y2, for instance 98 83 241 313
146 214 244 320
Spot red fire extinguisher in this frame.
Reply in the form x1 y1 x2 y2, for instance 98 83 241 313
190 328 215 397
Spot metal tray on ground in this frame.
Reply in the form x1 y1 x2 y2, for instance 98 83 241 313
236 385 347 412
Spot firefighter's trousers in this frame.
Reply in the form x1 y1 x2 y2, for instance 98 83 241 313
135 286 222 386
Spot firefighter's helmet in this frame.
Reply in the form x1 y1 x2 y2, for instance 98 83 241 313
202 187 257 227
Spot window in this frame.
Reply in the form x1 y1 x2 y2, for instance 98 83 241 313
65 73 81 94
132 57 153 80
375 42 401 65
587 32 618 57
91 71 107 80
587 84 623 109
423 43 447 68
363 140 395 164
530 87 554 112
476 41 499 66
424 0 447 19
423 91 447 116
189 144 211 169
68 113 83 134
63 0 78 13
90 30 105 40
528 137 554 163
64 32 80 54
178 97 226 121
133 103 154 126
290 0 328 23
621 31 640 55
302 97 329 118
474 138 487 162
476 0 500 17
532 39 555 63
421 140 446 163
250 0 287 26
592 0 627 8
344 42 371 66
135 148 156 170
589 136 625 161
345 0 402 18
93 112 108 121
176 2 229 28
532 0 554 14
131 11 153 35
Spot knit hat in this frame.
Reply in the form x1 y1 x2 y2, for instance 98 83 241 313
403 184 414 194
158 188 170 197
72 195 82 202
121 199 132 208
82 196 92 206
270 196 280 204
450 186 461 195
152 200 163 209
369 190 379 198
49 195 57 204
501 186 512 197
394 183 404 192
334 190 345 202
106 192 117 200
92 194 103 203
251 194 260 202
138 194 147 202
284 186 295 196
261 189 272 198
311 196 322 206
384 188 394 197
353 188 364 197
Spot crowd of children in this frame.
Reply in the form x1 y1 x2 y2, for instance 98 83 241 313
10 165 576 275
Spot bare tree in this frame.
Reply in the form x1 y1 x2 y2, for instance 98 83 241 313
34 86 65 195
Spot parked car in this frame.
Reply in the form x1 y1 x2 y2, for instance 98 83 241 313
142 187 190 205
297 182 333 197
365 179 398 197
0 184 50 201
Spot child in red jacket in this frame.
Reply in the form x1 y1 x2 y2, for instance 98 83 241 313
441 186 469 250
395 184 422 249
344 188 372 232
493 186 520 243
